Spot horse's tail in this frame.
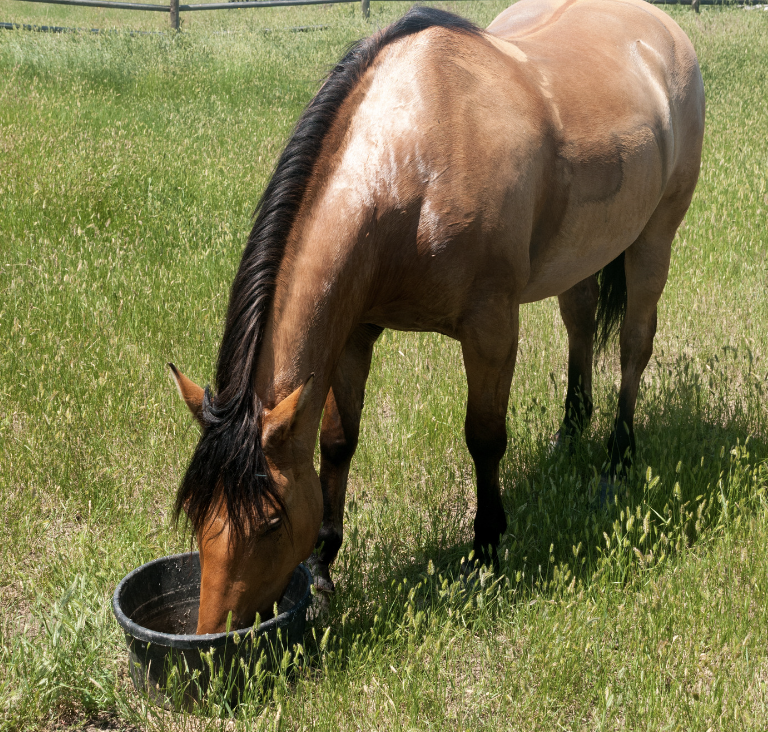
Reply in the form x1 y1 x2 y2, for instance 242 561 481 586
594 251 627 353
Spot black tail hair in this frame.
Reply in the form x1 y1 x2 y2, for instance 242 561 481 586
594 251 627 352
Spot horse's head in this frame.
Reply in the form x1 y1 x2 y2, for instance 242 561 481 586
169 365 322 634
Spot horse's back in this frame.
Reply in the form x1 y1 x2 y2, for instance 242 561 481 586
487 0 696 59
488 0 672 33
320 1 704 327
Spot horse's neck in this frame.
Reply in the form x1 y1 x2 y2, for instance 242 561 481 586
254 213 370 418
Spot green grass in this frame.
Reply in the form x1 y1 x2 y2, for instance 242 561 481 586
0 3 767 730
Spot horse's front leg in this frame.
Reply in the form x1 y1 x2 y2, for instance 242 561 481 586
460 306 519 567
310 324 383 596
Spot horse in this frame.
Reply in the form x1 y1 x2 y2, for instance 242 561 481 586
169 0 705 634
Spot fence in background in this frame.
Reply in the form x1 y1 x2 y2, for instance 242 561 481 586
10 0 741 31
17 0 381 28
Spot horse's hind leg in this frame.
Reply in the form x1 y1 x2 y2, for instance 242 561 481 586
460 305 519 566
310 323 383 593
556 276 599 443
607 197 689 477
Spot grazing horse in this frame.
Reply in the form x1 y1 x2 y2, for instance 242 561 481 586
170 0 704 633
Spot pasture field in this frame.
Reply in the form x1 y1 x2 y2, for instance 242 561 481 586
1 3 767 729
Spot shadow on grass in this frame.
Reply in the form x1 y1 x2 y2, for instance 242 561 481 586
298 350 766 662
155 352 767 717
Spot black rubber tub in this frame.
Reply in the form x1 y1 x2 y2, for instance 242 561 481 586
112 552 312 710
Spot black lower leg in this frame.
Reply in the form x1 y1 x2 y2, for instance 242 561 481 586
606 398 636 477
557 278 598 442
468 436 508 568
314 526 343 568
561 368 594 439
464 414 507 566
474 494 507 566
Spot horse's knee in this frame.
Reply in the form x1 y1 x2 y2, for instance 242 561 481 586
320 429 358 466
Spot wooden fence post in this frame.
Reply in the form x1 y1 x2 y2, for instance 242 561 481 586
170 0 179 29
361 0 369 19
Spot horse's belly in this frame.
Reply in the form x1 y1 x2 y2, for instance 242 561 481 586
518 97 677 302
520 176 664 302
519 233 634 303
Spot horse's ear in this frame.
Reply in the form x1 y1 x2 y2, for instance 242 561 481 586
262 374 314 447
168 363 205 426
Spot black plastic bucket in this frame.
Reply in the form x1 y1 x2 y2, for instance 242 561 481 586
112 552 312 709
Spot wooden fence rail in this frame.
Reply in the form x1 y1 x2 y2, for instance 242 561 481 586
13 0 740 31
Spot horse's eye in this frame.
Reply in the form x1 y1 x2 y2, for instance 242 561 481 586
264 516 282 535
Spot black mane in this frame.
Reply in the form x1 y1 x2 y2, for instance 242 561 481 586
174 7 482 540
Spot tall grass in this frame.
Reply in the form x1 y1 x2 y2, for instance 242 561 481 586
0 4 766 730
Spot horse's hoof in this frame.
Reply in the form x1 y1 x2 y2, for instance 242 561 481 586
305 554 335 621
459 562 480 592
306 556 335 621
459 555 498 595
596 474 617 509
307 585 333 621
313 574 335 594
461 551 496 581
460 556 478 577
550 430 575 456
306 554 335 588
550 430 565 453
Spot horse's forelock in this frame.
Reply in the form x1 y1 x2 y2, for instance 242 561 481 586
175 391 284 542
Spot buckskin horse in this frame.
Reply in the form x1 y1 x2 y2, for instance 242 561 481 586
169 0 704 633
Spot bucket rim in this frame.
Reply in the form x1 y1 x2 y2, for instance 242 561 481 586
112 552 312 650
